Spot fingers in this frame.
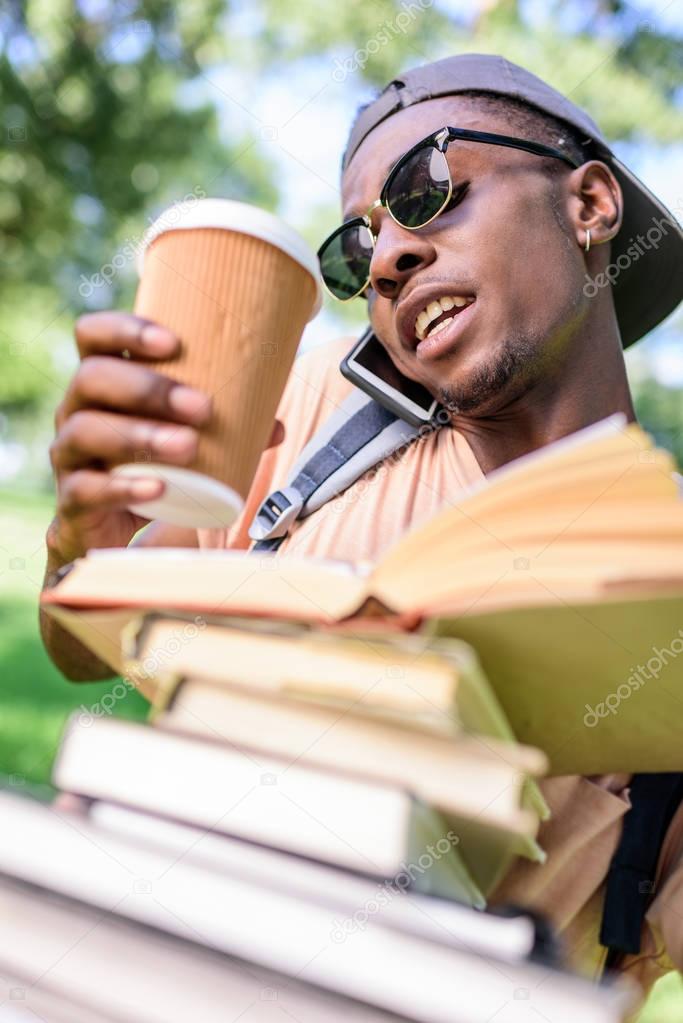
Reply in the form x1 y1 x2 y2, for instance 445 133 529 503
50 410 200 473
57 356 212 427
74 312 179 361
54 312 212 538
58 469 165 519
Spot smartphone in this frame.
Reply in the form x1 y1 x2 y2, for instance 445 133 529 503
340 327 440 427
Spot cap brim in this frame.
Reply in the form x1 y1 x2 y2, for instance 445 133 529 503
609 158 683 348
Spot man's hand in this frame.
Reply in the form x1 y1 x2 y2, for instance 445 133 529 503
47 311 212 565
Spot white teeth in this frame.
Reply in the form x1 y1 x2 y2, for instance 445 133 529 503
416 309 431 336
414 294 473 341
425 316 454 339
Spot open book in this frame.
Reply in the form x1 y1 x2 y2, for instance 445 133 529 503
42 416 683 774
42 416 683 625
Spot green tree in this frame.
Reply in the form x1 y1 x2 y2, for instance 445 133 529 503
632 375 683 470
253 0 683 141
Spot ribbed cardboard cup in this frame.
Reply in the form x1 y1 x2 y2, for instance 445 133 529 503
113 199 322 529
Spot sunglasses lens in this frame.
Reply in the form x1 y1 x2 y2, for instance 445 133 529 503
318 222 373 300
386 146 450 227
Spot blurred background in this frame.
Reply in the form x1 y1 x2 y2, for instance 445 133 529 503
0 1 681 1015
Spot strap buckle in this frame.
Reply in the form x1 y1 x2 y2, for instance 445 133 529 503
248 486 304 542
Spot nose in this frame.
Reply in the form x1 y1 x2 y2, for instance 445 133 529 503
369 210 436 300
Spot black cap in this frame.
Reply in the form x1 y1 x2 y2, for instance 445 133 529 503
342 54 683 348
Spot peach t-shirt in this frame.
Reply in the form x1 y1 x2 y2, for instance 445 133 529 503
199 333 484 562
198 335 683 1004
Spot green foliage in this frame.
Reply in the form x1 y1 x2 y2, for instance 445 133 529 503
251 0 454 83
0 285 71 411
253 0 683 141
633 375 683 470
0 0 277 306
0 595 148 787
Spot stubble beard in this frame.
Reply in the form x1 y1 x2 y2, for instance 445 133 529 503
438 332 541 416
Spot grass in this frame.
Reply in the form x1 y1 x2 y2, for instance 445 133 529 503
0 487 148 789
0 487 680 1015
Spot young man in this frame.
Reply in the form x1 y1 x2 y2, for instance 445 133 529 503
42 55 683 1001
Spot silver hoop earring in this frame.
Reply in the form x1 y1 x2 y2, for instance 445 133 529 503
584 229 591 253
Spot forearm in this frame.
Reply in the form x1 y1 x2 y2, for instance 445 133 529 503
40 523 116 683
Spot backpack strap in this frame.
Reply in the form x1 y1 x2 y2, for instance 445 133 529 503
249 391 429 553
600 772 683 968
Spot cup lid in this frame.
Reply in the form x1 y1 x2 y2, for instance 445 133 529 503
113 462 244 529
137 198 323 318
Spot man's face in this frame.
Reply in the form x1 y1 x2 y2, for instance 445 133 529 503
341 97 590 415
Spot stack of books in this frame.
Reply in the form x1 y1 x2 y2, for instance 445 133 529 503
29 412 683 1020
44 414 683 774
55 619 551 902
0 745 635 1022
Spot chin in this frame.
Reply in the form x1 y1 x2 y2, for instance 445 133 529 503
436 334 539 416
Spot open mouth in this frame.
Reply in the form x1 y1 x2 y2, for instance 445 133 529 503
415 295 476 343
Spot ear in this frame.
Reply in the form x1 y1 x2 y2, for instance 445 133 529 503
566 160 623 250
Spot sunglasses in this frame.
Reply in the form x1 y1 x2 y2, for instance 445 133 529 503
318 126 581 301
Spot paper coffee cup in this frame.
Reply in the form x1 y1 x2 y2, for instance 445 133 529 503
113 199 322 529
